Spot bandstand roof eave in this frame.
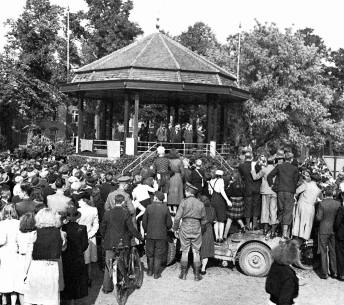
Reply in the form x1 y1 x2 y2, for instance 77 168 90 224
59 79 250 101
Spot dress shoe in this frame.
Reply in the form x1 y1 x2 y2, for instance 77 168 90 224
240 226 246 233
253 226 260 231
244 226 251 231
102 287 110 294
200 270 206 275
320 274 328 280
87 278 92 287
330 273 337 279
338 275 344 281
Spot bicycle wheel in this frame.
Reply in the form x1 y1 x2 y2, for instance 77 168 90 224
112 259 128 305
131 247 144 289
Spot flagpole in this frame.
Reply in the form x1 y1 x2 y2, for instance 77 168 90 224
236 23 241 87
67 4 70 82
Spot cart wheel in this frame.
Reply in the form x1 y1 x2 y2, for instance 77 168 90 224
221 260 229 267
238 242 272 277
112 260 128 305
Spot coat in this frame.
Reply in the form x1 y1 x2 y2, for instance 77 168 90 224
77 204 99 264
170 129 182 143
189 168 206 195
316 198 341 235
47 190 72 213
156 127 167 142
61 222 89 300
251 164 275 195
292 181 322 240
238 161 262 194
142 202 172 240
267 162 299 194
16 198 39 217
184 130 193 143
100 206 142 249
334 206 344 241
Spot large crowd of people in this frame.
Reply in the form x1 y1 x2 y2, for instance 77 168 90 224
0 145 343 305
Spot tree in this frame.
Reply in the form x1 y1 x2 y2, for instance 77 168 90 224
74 0 143 64
229 22 344 150
176 22 220 56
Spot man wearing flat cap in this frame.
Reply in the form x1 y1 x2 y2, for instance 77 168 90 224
267 152 299 239
173 182 207 281
105 176 136 227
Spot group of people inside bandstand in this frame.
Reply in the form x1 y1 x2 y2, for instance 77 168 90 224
0 145 343 305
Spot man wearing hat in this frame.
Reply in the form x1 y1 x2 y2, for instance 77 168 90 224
173 182 207 281
238 152 262 230
104 176 136 226
98 172 117 222
100 194 143 293
142 191 172 279
47 178 73 214
267 152 299 239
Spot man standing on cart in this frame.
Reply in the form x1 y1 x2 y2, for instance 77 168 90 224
173 182 207 281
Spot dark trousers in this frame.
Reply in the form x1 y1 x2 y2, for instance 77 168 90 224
319 233 337 276
243 191 261 218
277 191 294 225
336 238 344 276
146 238 166 259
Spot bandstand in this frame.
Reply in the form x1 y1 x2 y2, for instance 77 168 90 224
60 32 250 157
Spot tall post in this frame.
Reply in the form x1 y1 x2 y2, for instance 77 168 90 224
66 5 70 82
133 92 140 155
123 93 130 153
77 93 84 153
94 101 101 140
237 23 242 87
108 100 114 140
220 104 225 143
167 104 171 125
213 97 219 142
174 104 179 125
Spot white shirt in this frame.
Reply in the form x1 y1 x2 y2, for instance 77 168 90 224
208 178 225 195
132 183 157 202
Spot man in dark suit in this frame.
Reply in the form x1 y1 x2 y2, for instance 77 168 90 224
267 152 299 239
238 152 262 230
334 202 344 280
316 186 341 279
142 191 172 279
98 171 117 221
100 194 143 293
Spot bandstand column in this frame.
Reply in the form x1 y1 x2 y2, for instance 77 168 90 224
213 97 219 142
123 93 130 153
174 101 179 124
133 92 140 155
77 93 84 153
108 100 114 140
222 104 228 144
206 95 213 142
167 104 171 125
101 100 107 140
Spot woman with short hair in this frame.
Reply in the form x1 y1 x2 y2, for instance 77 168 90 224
24 208 63 305
0 204 20 305
265 240 300 305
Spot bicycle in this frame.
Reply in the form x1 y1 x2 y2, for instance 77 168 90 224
108 239 143 305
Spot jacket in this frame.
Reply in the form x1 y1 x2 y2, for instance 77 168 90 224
100 206 142 249
47 190 73 213
156 127 167 142
267 162 299 194
238 161 262 194
334 206 344 241
265 262 299 305
251 164 276 195
142 202 172 240
16 198 39 217
316 198 341 234
32 227 62 260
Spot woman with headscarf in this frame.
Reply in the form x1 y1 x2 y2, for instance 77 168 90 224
208 170 232 243
167 148 184 215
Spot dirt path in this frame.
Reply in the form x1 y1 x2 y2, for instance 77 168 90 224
81 257 343 305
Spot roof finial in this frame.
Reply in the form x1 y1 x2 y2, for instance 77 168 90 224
156 17 160 31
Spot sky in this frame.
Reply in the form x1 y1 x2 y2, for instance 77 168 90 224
0 0 343 51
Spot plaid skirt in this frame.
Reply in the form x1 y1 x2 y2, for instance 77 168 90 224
226 197 244 220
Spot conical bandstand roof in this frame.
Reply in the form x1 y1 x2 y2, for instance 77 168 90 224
61 32 249 103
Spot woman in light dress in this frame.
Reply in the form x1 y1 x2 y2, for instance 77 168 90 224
0 204 20 305
292 171 322 241
24 208 64 305
14 212 37 305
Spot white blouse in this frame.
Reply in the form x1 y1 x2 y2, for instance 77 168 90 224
208 178 225 195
